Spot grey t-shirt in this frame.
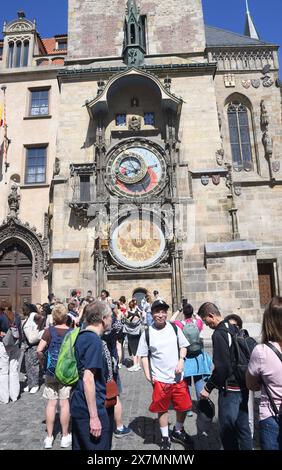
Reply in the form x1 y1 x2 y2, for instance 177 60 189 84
137 322 189 384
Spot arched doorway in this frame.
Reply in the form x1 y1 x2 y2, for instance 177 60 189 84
132 288 147 308
0 243 32 312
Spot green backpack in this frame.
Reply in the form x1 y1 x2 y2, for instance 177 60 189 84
55 327 81 386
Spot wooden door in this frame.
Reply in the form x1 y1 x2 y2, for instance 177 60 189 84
0 245 32 312
258 262 275 307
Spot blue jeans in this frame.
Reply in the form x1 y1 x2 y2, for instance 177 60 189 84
218 390 252 450
186 376 204 401
259 415 282 450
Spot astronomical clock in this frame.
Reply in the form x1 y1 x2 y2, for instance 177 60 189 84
106 141 167 199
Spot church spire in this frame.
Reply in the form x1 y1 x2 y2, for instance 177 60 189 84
244 0 260 39
123 0 146 66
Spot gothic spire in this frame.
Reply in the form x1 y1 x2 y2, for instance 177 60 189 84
123 0 145 66
244 0 260 39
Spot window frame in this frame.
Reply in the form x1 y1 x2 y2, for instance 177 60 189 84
56 39 68 51
227 100 254 172
24 144 48 185
28 86 51 118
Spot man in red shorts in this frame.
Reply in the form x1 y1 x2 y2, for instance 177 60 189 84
137 300 193 450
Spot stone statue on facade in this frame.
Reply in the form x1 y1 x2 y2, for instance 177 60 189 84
8 183 20 219
53 157 60 176
129 115 141 131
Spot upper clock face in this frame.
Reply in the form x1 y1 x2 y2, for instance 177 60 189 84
107 145 166 198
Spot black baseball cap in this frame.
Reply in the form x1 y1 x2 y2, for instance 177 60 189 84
151 300 170 312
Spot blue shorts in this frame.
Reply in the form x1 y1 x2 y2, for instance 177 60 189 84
72 409 110 450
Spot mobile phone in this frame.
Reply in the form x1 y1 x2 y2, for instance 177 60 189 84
182 298 188 307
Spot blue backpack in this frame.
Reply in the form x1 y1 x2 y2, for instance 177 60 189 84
45 326 71 376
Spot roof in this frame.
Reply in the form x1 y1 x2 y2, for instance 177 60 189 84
205 25 275 48
42 37 67 54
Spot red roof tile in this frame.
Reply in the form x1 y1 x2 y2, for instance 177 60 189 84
42 37 67 54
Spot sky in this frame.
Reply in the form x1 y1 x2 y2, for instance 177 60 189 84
0 0 281 68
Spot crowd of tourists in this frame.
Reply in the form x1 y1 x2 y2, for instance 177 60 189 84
0 290 281 451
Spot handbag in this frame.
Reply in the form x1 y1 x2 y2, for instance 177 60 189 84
2 328 18 348
122 318 141 336
105 379 119 409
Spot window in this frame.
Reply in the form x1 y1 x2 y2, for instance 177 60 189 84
116 114 126 127
80 175 91 202
0 45 3 57
227 102 253 171
7 40 30 68
144 112 155 126
258 262 276 307
30 89 49 116
23 41 29 66
8 42 14 68
57 40 67 50
25 147 47 184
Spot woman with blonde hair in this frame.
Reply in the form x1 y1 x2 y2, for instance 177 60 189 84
246 296 282 450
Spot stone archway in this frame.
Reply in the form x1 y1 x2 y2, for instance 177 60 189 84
0 217 49 307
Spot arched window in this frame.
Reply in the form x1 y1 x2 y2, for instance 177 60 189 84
227 101 253 171
130 24 136 43
23 41 29 66
15 41 22 67
8 42 14 68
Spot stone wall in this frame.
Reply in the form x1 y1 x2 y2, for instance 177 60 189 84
67 0 205 60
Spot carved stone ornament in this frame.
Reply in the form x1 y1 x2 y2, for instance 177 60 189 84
262 132 273 157
8 184 20 219
260 100 269 128
128 115 141 131
251 79 260 89
216 149 224 166
0 217 48 277
242 80 251 89
212 174 220 185
234 184 242 196
272 161 280 173
53 157 60 177
224 74 235 87
201 175 209 186
262 76 274 88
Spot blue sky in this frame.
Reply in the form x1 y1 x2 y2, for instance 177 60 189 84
0 0 281 68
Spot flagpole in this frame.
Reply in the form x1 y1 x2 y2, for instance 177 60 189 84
1 85 10 173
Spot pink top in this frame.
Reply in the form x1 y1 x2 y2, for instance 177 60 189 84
248 342 282 420
174 318 203 332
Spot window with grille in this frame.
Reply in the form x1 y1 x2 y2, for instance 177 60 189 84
144 112 155 126
227 102 253 171
25 146 47 184
30 89 49 116
116 114 126 127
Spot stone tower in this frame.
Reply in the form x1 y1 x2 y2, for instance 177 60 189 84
67 0 206 60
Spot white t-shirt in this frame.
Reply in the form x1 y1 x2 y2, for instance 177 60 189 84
248 342 282 420
137 322 189 384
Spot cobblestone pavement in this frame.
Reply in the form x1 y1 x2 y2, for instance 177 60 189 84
0 346 260 451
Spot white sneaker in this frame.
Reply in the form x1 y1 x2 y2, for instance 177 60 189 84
60 433 72 448
44 435 54 449
23 386 29 392
128 365 138 371
29 386 39 394
134 365 141 371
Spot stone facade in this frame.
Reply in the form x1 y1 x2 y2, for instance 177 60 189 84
0 2 281 321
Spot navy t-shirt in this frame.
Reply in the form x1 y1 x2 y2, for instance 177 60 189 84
70 330 106 419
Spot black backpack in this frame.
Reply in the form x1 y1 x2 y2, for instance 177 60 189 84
228 327 257 389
